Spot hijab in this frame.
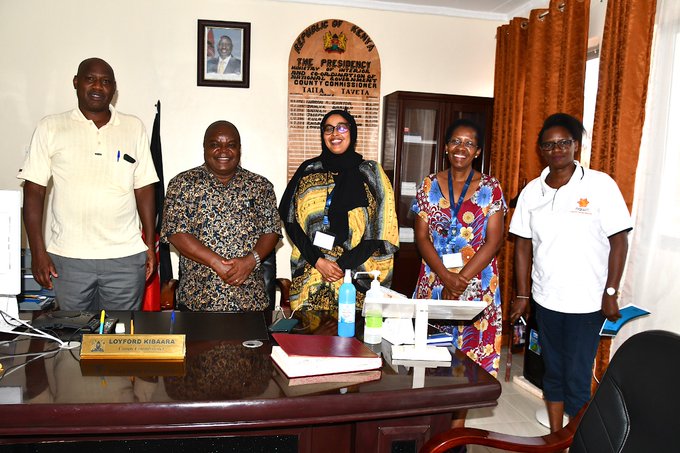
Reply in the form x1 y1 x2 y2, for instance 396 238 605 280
319 110 368 244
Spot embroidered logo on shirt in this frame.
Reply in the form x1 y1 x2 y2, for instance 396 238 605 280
573 198 592 214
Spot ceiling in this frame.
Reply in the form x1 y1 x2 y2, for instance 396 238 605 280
274 0 551 21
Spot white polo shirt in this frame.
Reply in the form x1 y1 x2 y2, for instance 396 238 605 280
18 106 159 259
509 162 632 313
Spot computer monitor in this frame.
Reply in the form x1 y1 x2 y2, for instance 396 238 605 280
0 190 22 333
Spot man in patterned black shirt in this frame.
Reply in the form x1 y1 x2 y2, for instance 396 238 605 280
161 121 280 311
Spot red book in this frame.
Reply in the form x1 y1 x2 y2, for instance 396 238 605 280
272 364 382 397
271 333 382 378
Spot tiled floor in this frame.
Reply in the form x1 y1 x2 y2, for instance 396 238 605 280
464 349 550 453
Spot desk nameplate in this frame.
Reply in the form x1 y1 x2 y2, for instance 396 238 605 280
80 334 186 361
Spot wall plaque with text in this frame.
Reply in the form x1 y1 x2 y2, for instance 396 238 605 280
287 19 381 179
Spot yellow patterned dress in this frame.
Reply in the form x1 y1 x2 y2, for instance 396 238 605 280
280 160 399 310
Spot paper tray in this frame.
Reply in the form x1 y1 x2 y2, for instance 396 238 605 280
365 298 487 321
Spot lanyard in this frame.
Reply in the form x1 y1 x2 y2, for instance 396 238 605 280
322 189 334 227
448 169 473 237
322 172 335 229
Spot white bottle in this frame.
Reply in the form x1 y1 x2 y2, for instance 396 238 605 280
362 271 383 344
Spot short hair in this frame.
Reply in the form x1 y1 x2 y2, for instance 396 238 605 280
538 113 586 145
218 35 232 45
445 118 484 150
76 58 115 81
203 120 240 144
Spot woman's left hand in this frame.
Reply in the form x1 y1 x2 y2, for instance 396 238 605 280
601 293 622 322
509 298 529 324
315 257 344 282
441 271 469 299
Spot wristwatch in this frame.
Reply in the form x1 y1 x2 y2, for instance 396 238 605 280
606 287 618 296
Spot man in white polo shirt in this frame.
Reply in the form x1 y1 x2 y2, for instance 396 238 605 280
18 57 159 311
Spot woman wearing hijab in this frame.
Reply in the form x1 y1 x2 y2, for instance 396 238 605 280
279 109 399 310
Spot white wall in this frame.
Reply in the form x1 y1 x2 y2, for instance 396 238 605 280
0 0 500 277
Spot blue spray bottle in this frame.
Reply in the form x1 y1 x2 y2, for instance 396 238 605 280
337 270 356 337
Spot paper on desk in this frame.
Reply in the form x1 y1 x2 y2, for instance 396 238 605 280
382 318 415 345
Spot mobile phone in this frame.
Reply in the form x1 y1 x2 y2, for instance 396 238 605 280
268 318 299 333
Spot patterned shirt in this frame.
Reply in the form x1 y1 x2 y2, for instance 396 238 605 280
161 165 281 311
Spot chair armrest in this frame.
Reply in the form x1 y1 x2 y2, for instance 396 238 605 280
419 406 584 453
160 279 178 311
274 278 291 308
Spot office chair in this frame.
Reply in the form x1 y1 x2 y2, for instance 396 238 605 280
420 330 680 453
160 251 291 311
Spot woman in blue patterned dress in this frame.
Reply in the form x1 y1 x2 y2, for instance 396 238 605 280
412 119 507 378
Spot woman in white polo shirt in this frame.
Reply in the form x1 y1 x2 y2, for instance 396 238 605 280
508 113 632 434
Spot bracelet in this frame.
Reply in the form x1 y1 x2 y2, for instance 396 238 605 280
515 296 530 299
251 250 261 270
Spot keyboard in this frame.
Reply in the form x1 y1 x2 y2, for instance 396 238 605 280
31 311 97 331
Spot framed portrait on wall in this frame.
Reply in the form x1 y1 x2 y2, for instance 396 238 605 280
197 20 250 88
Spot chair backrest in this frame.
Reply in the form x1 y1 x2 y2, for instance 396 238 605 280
163 251 282 312
570 330 680 453
261 251 277 311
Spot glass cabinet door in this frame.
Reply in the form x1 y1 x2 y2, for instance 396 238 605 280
398 107 438 230
381 91 493 297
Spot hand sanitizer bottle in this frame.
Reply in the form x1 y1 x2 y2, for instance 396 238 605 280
363 271 383 344
337 270 356 337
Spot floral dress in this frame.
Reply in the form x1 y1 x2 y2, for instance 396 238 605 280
411 173 507 376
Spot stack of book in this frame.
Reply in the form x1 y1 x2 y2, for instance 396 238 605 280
427 332 453 346
270 333 383 394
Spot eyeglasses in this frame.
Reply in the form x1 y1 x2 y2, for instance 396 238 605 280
447 138 477 150
322 123 350 135
540 139 575 151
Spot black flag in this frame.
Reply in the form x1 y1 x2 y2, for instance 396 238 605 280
150 101 173 283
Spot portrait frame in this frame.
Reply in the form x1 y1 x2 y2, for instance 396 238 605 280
197 20 251 88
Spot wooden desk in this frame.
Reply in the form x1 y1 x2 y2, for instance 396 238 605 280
0 311 500 453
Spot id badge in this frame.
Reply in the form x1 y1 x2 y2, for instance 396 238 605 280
442 252 464 269
313 231 335 250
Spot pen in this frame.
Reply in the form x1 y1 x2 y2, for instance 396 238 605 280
170 310 175 334
117 150 120 162
99 310 105 334
130 313 135 335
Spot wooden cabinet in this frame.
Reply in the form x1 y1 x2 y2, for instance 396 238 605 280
381 91 494 296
